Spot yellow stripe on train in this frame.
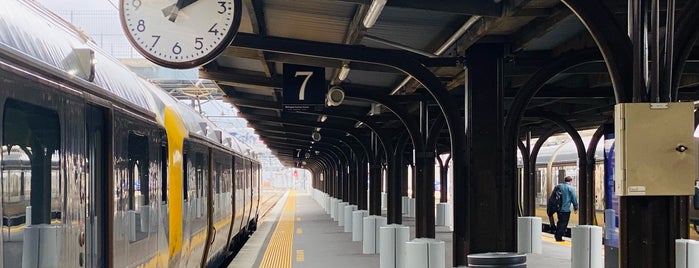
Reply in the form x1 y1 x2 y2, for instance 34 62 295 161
164 107 188 261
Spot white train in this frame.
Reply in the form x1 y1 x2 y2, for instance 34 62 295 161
0 1 260 267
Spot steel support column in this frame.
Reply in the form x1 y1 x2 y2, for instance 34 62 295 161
464 44 509 253
517 140 530 216
369 163 383 215
388 132 410 224
349 153 358 205
358 156 369 210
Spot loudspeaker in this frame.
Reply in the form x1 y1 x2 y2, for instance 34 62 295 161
327 86 345 106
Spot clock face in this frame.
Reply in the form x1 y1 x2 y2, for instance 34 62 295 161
120 0 241 69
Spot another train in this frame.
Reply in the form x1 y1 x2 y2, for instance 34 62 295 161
523 132 699 239
0 1 260 267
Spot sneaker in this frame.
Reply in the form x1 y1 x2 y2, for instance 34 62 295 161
555 238 564 242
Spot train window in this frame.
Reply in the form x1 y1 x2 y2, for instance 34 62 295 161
161 142 168 203
215 162 222 194
2 99 61 267
183 153 189 201
127 133 149 211
195 153 204 199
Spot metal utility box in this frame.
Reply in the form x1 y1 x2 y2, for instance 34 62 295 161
614 102 697 196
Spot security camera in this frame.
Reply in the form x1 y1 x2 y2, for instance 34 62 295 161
326 86 345 106
311 131 321 142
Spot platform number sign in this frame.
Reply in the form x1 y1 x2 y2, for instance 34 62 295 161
283 64 326 111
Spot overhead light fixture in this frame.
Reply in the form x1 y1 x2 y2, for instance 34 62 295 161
319 115 327 122
338 64 350 81
354 121 364 128
363 0 387 29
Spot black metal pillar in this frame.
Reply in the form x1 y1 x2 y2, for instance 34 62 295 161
389 134 409 224
415 150 435 238
369 163 382 215
349 155 358 205
518 139 532 216
464 44 511 253
619 1 687 267
358 157 369 210
437 155 450 203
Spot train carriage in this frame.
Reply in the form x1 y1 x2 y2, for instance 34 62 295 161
0 1 260 267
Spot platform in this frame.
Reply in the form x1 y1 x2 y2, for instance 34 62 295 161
230 190 589 267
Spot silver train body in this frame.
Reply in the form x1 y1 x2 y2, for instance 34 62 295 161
0 1 260 267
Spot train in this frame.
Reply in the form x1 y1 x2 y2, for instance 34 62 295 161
0 1 260 267
522 132 699 239
519 134 605 229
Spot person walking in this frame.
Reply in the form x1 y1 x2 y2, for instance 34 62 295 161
554 176 579 241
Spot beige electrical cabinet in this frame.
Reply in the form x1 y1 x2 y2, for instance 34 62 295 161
614 102 697 196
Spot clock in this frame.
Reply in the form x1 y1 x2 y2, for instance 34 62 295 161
119 0 242 69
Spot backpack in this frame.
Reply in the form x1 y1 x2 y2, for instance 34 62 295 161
547 185 563 215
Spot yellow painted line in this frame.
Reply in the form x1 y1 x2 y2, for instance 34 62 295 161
541 235 572 247
260 190 296 268
296 250 305 262
296 228 302 234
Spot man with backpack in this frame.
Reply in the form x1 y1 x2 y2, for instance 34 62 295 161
548 176 579 241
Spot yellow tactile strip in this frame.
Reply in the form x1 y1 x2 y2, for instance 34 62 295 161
259 190 296 268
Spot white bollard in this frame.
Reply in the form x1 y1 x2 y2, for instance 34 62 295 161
140 206 151 233
363 215 388 254
344 205 358 232
127 210 137 242
22 224 63 268
338 202 349 227
380 224 410 268
25 206 32 227
676 239 699 268
408 198 416 218
517 216 542 254
326 196 333 214
572 225 603 268
436 203 450 226
402 196 410 215
353 210 369 241
405 238 446 268
331 198 339 220
382 192 388 209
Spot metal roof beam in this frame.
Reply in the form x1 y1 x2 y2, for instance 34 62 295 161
336 0 502 17
241 0 274 78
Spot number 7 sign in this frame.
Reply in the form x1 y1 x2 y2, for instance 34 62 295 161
283 64 326 111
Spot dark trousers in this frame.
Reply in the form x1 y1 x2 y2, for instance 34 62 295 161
555 211 571 240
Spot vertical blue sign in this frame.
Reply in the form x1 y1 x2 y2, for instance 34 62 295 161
604 133 619 247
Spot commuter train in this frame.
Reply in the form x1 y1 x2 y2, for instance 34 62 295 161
0 1 260 267
524 133 699 239
520 135 606 229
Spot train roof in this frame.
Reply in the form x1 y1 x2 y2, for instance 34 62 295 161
0 1 255 159
518 135 606 166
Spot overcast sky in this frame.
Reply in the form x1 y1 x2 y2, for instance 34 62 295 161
36 0 117 11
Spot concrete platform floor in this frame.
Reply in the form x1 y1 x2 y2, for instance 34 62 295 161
230 190 589 267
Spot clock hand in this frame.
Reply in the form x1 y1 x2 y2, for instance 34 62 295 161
162 0 199 22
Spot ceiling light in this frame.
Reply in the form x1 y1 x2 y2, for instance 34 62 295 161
338 64 350 81
319 115 327 122
363 0 387 28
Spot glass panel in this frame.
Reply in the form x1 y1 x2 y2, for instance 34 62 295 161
2 99 61 268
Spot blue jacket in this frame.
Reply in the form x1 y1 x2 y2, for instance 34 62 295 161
559 183 579 213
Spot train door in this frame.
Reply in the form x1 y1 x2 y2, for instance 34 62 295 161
85 104 109 267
